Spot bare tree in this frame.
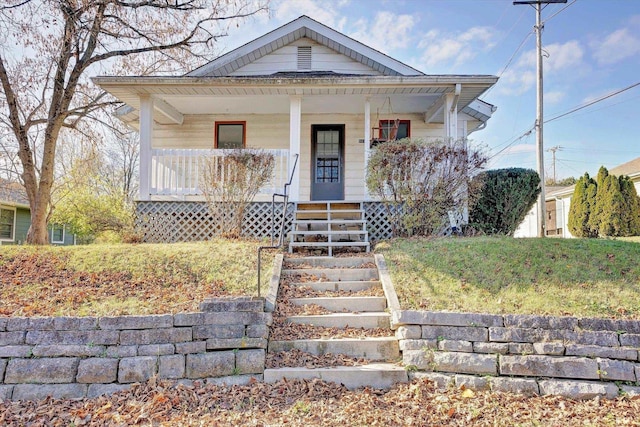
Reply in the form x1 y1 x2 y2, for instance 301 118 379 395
0 0 267 244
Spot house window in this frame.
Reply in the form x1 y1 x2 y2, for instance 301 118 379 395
0 207 16 241
51 224 65 244
215 122 246 149
379 119 410 140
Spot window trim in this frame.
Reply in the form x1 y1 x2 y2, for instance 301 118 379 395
214 121 246 149
378 119 411 140
51 224 65 244
0 205 16 242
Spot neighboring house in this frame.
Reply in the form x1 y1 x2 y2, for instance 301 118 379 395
515 157 640 238
0 180 75 246
94 15 498 243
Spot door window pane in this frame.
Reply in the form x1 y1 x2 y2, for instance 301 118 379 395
315 130 340 183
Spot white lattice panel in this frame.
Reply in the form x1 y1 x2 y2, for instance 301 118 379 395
136 202 294 243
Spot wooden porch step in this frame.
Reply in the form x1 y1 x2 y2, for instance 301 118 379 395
290 230 367 236
292 219 366 225
289 241 371 249
296 202 362 211
295 210 363 220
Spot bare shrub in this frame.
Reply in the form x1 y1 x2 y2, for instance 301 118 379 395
200 149 275 238
366 138 486 236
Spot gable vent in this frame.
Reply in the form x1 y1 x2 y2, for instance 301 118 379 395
297 46 312 70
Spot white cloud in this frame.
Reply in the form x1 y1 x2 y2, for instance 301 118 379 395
503 144 536 155
418 26 497 69
274 0 345 30
349 12 417 53
498 40 584 96
591 28 640 65
545 91 566 104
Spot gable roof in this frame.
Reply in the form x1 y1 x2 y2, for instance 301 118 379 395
187 15 423 78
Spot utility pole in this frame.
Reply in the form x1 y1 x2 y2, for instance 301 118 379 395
514 0 566 238
547 145 562 183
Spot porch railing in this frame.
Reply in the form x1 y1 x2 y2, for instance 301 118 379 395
150 148 290 196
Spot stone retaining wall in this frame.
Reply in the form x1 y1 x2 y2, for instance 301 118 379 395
0 298 270 401
394 311 640 399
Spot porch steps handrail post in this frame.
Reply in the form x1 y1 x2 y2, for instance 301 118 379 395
258 153 299 297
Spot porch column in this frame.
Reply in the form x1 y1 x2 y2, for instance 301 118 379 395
139 94 153 201
444 83 461 142
289 95 302 201
363 97 371 200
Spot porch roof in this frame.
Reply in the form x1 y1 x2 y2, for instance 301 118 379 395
93 74 498 124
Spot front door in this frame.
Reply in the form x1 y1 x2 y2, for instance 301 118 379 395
311 125 345 201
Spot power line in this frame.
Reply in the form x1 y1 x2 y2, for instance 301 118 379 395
545 81 640 123
542 0 578 23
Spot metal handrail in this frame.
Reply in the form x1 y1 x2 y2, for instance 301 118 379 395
257 154 299 297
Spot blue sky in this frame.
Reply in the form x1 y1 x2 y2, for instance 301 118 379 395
221 0 640 181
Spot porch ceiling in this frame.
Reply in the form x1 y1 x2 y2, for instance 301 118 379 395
93 75 497 123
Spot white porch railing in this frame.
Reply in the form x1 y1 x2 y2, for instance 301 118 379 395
150 148 290 196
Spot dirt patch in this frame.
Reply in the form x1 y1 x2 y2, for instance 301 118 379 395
1 377 639 426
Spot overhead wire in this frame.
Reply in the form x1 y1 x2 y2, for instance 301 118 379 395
545 81 640 123
542 0 578 24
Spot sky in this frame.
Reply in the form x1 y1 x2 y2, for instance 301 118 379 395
218 0 640 181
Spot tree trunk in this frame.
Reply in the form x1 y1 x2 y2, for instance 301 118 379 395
26 198 50 245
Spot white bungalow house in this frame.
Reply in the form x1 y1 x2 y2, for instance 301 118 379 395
94 15 498 246
515 157 640 238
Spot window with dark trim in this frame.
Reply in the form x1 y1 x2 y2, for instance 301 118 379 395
215 121 246 149
0 207 15 241
51 224 65 244
379 119 410 140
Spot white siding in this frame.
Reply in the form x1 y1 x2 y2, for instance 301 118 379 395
152 112 449 202
230 38 382 76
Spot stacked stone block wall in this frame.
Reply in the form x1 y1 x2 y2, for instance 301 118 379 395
395 311 640 399
0 298 269 401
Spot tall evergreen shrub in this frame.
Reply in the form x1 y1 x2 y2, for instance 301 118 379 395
468 168 540 236
567 173 597 237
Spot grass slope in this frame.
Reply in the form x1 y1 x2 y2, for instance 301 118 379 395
0 240 273 317
376 237 640 319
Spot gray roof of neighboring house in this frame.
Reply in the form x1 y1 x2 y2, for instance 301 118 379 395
0 179 29 208
610 156 640 177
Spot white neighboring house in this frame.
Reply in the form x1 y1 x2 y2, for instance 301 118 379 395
94 15 498 242
515 157 640 238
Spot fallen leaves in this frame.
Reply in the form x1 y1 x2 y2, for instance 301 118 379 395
0 252 231 317
2 377 640 426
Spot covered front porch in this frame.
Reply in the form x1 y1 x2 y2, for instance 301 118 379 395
95 75 496 203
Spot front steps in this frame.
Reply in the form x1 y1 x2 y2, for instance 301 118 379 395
265 255 408 390
288 202 370 256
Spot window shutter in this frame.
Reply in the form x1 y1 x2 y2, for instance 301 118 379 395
297 46 312 70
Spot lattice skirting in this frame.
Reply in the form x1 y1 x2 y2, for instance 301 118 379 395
135 201 398 243
135 201 295 243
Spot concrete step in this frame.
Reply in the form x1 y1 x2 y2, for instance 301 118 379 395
264 363 408 390
288 280 381 292
287 313 390 329
290 296 387 312
268 337 400 360
285 256 374 269
282 268 378 281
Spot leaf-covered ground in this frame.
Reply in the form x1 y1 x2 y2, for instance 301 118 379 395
0 242 272 317
1 377 639 426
